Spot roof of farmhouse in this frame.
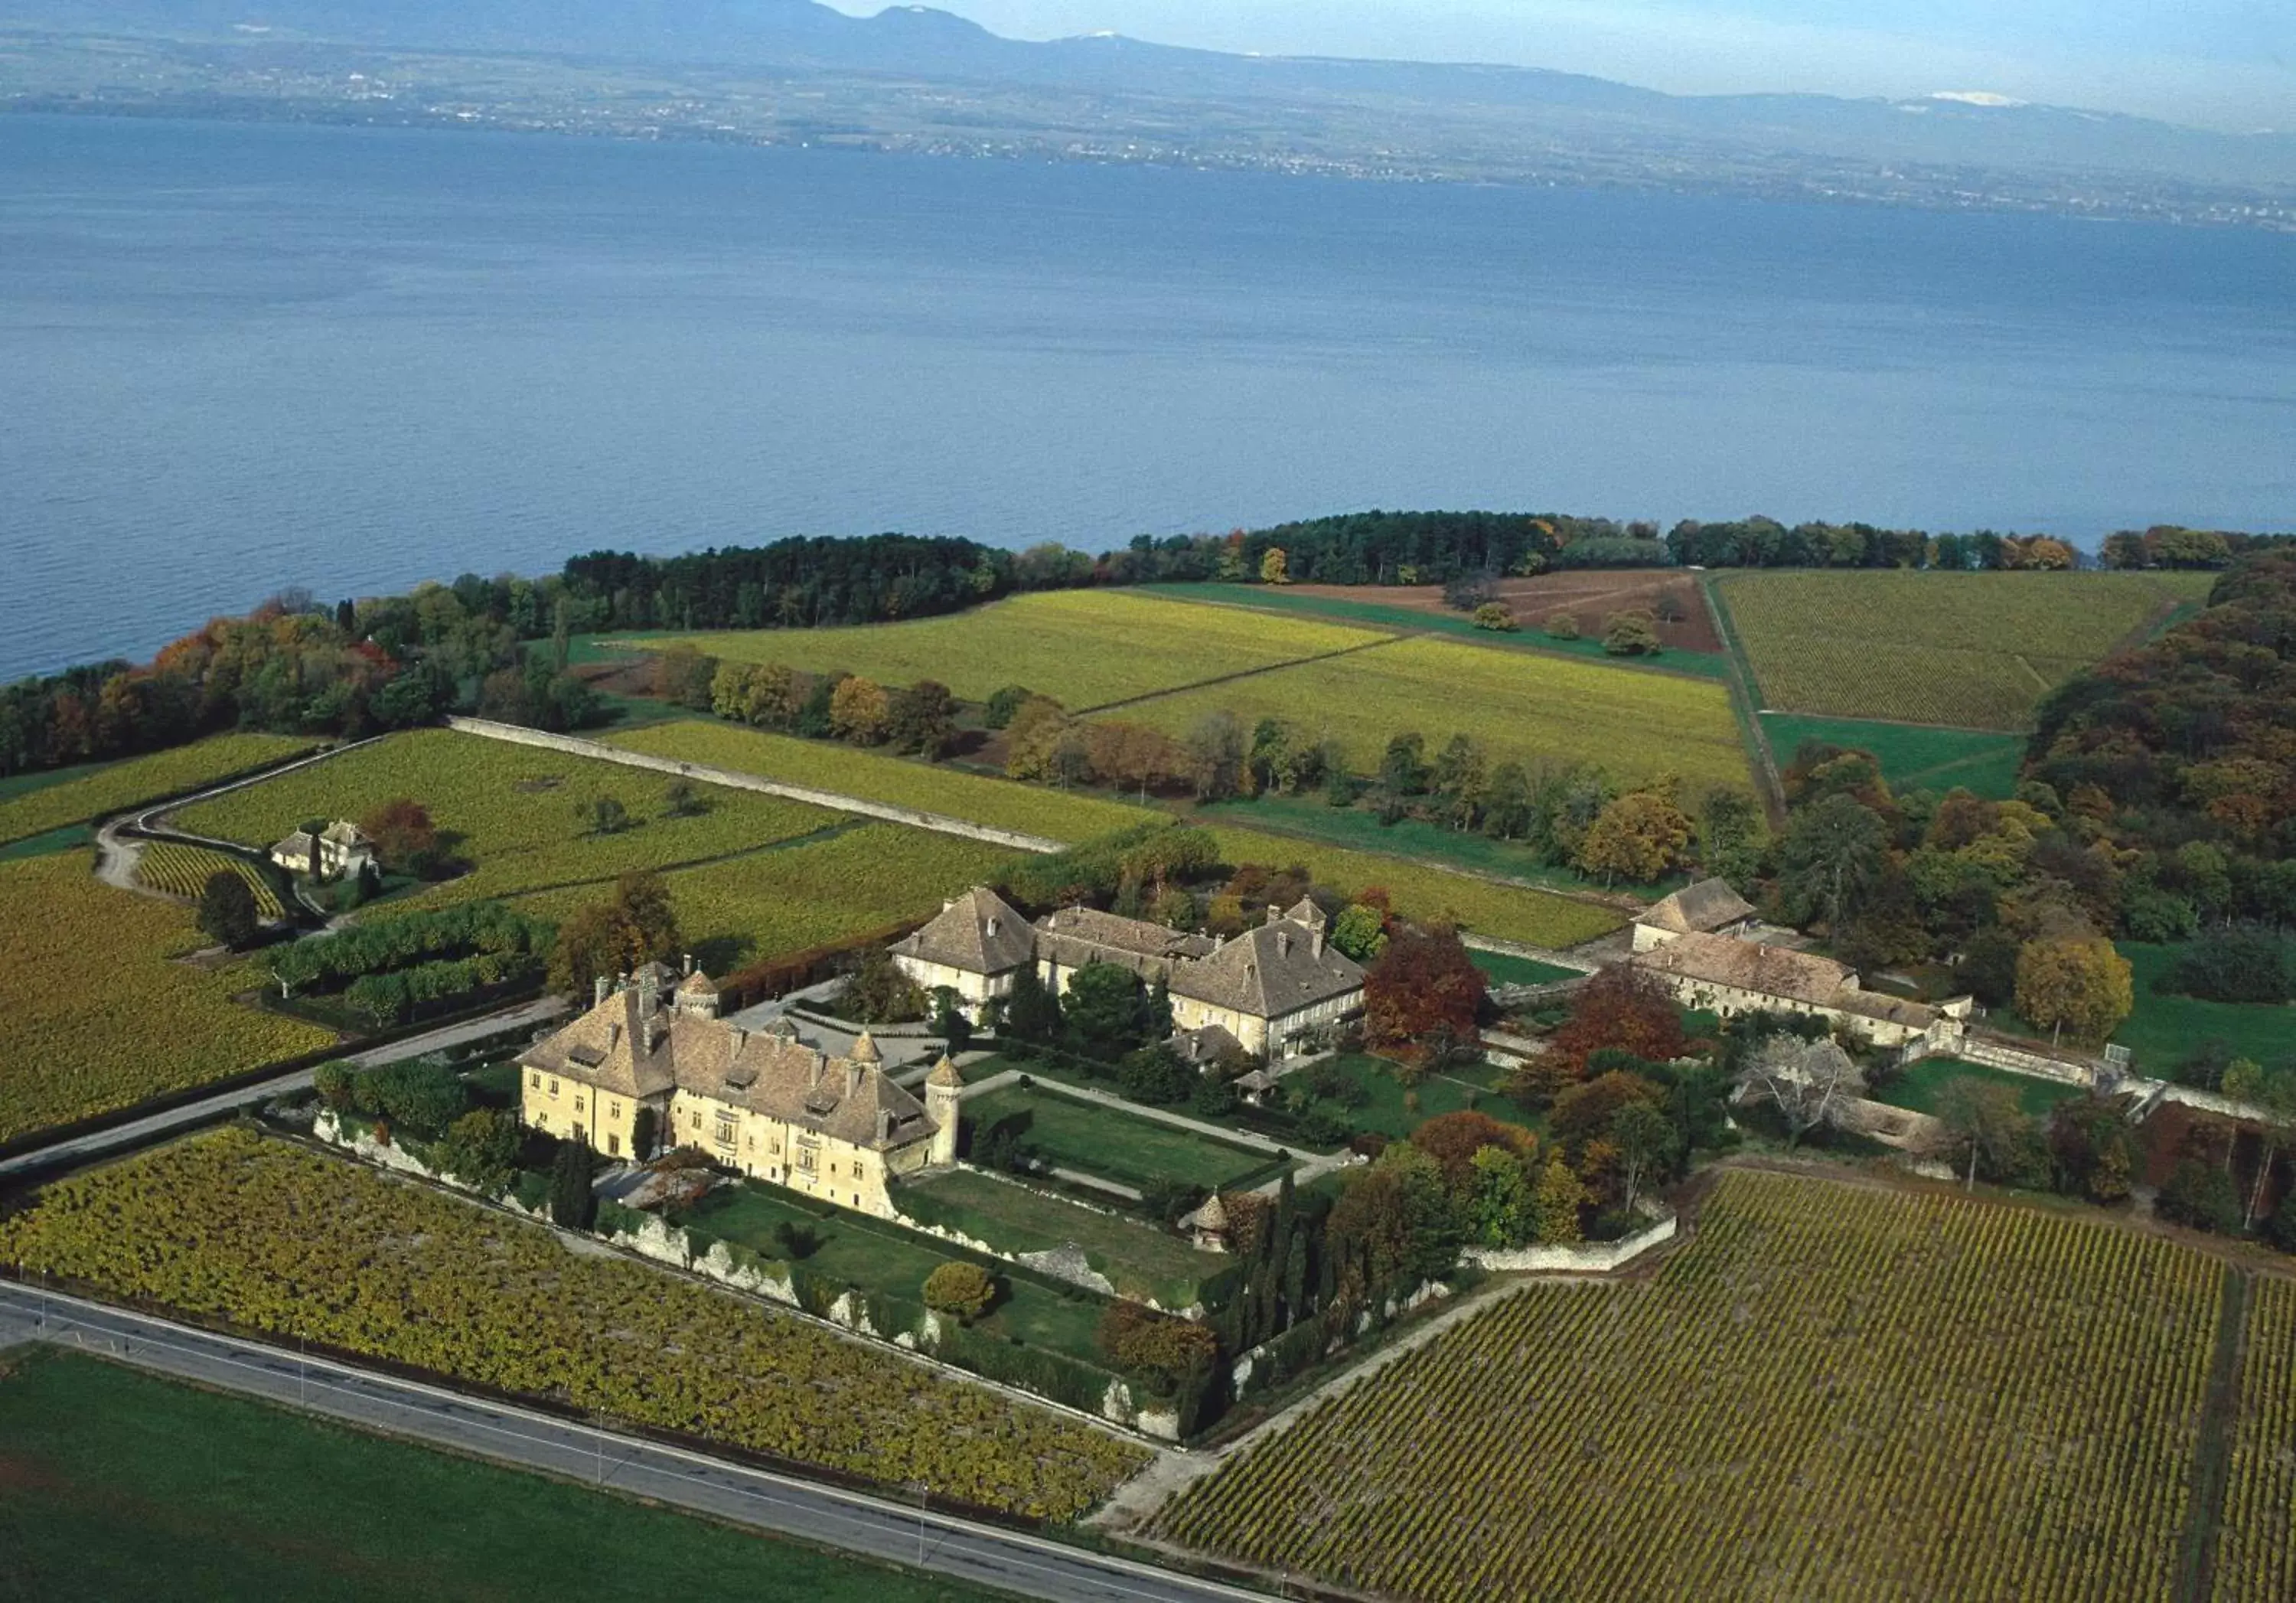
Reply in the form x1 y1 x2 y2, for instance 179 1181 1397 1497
1169 919 1365 1019
1636 878 1756 936
520 982 936 1151
1034 905 1219 976
1629 929 1938 1027
892 886 1035 975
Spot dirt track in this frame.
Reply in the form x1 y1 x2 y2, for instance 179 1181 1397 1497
1291 571 1722 652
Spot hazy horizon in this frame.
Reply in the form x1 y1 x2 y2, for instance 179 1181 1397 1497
817 0 2294 133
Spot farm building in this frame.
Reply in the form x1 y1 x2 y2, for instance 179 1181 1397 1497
900 887 1365 1059
889 886 1037 1017
518 962 959 1218
267 818 374 879
1627 930 1971 1053
1631 877 1759 952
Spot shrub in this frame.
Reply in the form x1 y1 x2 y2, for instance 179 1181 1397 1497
1473 602 1518 632
923 1261 999 1323
1544 610 1580 642
2157 1160 2241 1235
2164 925 2293 1004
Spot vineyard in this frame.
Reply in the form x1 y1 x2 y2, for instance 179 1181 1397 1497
606 720 1161 844
1156 1170 2224 1603
1209 823 1625 950
645 589 1391 709
0 1129 1150 1519
0 854 333 1144
1718 570 2216 730
505 821 1013 968
0 733 318 846
1109 635 1751 795
2213 1275 2296 1603
134 842 284 919
176 730 841 908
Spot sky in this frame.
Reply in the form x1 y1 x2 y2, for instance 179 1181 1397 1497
826 0 2295 130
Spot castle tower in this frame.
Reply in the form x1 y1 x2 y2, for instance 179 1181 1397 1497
925 1053 963 1167
674 967 720 1020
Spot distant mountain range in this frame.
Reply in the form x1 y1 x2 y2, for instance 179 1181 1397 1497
8 0 2294 204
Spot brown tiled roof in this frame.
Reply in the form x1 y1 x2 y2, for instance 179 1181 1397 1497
891 886 1035 976
1636 878 1757 936
1033 906 1215 980
927 1053 964 1089
1171 922 1364 1020
520 984 938 1151
677 970 719 996
1630 931 1939 1027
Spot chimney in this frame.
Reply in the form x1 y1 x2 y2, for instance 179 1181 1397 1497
846 1059 863 1097
729 1026 747 1054
876 1108 892 1142
810 1056 825 1089
987 916 1000 939
1312 927 1326 959
683 952 694 976
594 975 610 1007
606 1023 621 1053
1277 931 1292 959
638 967 658 1017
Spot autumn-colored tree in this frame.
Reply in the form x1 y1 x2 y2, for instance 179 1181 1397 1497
357 797 440 876
885 678 958 758
1609 1100 1680 1212
1473 602 1517 632
1576 789 1694 885
1602 609 1662 656
1408 1110 1538 1195
546 870 683 996
1544 968 1688 1078
2014 935 2134 1046
828 676 891 744
921 1261 998 1323
650 644 719 710
1549 1071 1663 1153
1004 696 1088 785
1531 1156 1589 1243
712 661 801 729
1259 547 1290 585
1363 923 1487 1056
1097 1299 1220 1399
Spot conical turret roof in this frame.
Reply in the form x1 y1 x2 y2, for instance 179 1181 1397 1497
848 1029 882 1065
927 1053 964 1089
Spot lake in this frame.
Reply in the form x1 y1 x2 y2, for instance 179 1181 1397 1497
2 113 2291 680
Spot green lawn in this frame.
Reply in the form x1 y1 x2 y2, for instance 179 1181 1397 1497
2116 942 2295 1072
1136 583 1731 678
1469 950 1583 988
1198 792 1667 901
0 822 91 861
675 1181 1108 1361
964 1082 1274 1193
1760 713 2027 801
1870 1057 2088 1120
1308 1053 1537 1142
902 1167 1221 1308
0 1347 1017 1603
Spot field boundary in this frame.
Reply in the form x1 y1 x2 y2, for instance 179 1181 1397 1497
1138 584 1731 684
1070 636 1401 717
2177 1268 2249 1603
1701 576 1786 829
443 718 1067 854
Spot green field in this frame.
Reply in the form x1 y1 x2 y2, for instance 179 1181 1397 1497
1720 570 2215 730
1306 1053 1531 1141
507 820 1015 973
1469 951 1583 987
0 733 321 846
0 1347 1017 1603
1210 822 1626 951
1134 583 1732 678
0 852 334 1146
642 589 1390 710
607 719 1161 843
965 1082 1274 1193
1200 792 1665 900
674 1180 1108 1362
1871 1056 2088 1119
901 1166 1222 1308
175 729 843 910
1108 635 1750 795
1760 713 2028 800
2115 943 2294 1073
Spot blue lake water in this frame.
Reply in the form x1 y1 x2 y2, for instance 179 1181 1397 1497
2 113 2292 680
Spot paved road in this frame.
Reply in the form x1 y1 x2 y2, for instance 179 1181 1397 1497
0 1285 1265 1603
0 997 567 1183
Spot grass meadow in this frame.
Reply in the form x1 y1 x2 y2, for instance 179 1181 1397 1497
1719 570 2215 730
1760 713 2028 799
642 589 1390 709
0 1347 1022 1603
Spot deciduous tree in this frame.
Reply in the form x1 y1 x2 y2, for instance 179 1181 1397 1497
546 871 682 996
923 1261 998 1324
357 798 441 876
197 870 261 950
828 676 891 744
2014 936 2133 1047
1364 924 1486 1055
1577 789 1694 885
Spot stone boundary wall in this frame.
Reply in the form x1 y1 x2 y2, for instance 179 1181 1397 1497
1463 1211 1677 1273
1461 932 1603 975
1937 1033 2100 1087
444 717 1067 854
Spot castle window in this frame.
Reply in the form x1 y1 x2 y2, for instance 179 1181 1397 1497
715 1115 737 1145
529 1072 540 1089
548 1078 559 1096
574 1095 585 1113
608 1134 621 1156
610 1100 621 1119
